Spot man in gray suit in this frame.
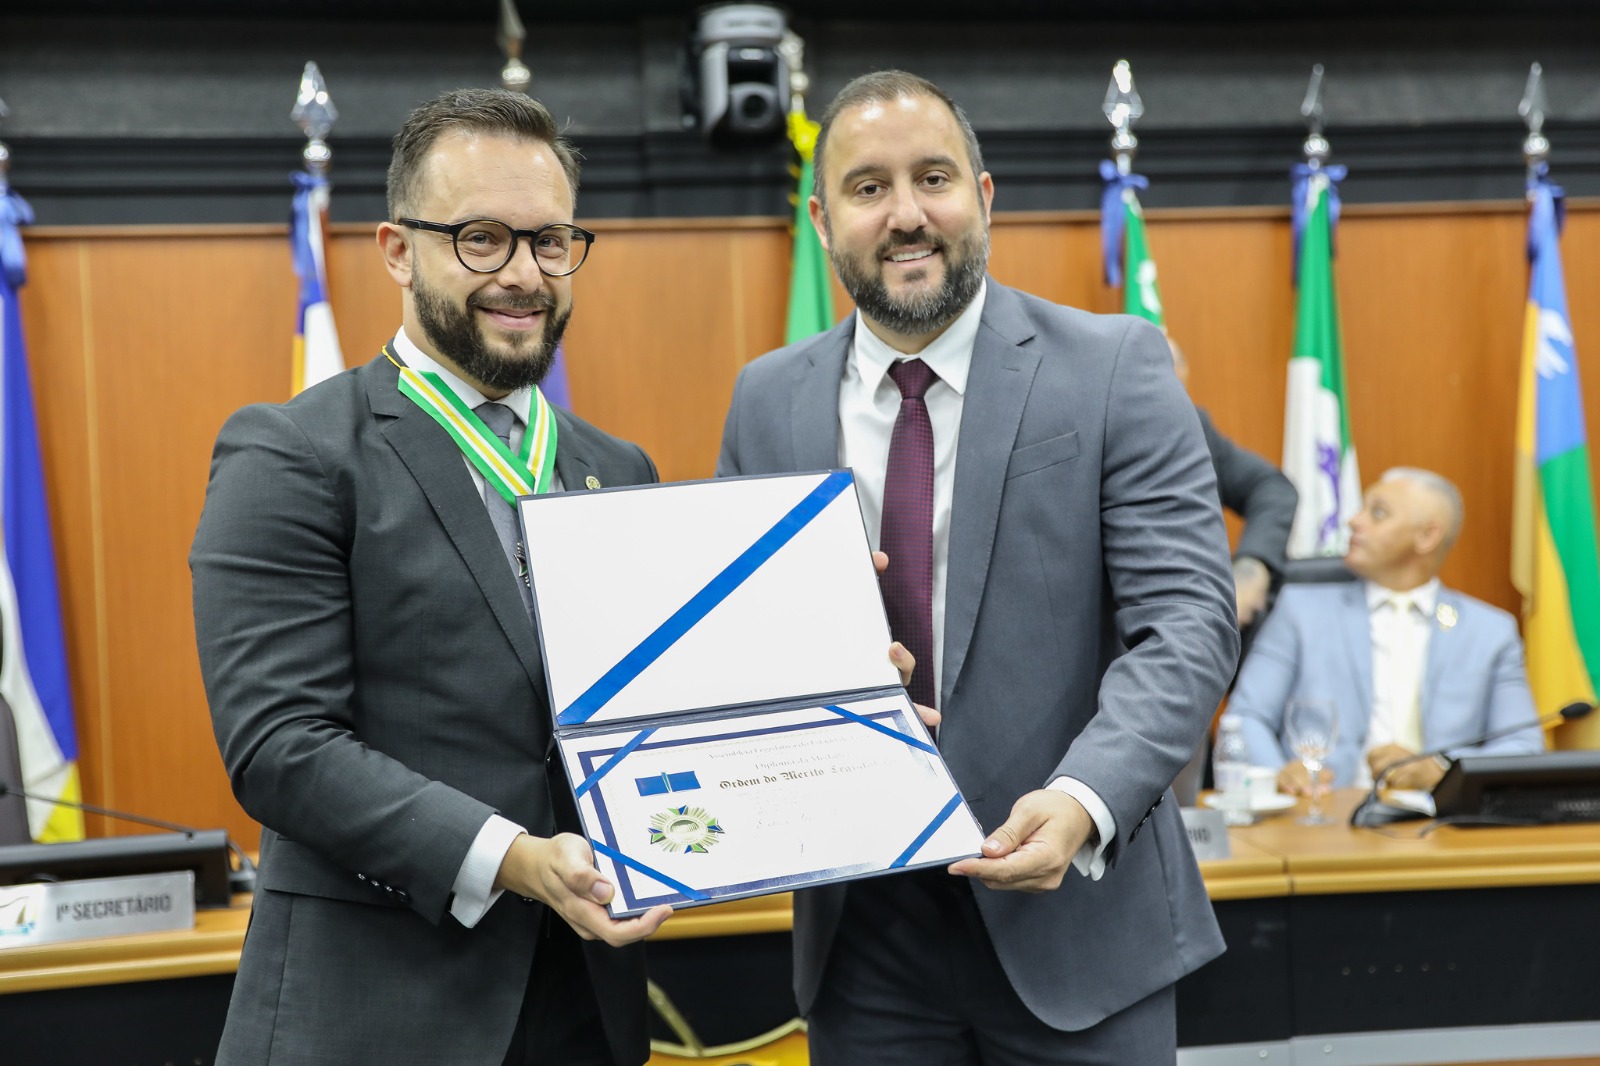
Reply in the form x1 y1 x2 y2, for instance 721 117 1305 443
1231 467 1543 792
718 71 1239 1064
192 90 669 1066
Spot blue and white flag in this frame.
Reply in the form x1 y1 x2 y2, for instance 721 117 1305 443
1 182 84 841
290 171 344 393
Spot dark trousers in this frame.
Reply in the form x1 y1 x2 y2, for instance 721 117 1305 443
502 907 613 1066
808 870 1176 1066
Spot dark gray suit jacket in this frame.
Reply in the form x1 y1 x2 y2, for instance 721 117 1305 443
191 353 656 1066
718 282 1238 1032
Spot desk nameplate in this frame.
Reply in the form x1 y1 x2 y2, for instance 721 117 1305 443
0 872 194 948
1181 807 1232 861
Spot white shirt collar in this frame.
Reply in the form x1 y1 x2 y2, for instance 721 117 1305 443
850 279 987 396
1365 577 1441 617
391 328 533 427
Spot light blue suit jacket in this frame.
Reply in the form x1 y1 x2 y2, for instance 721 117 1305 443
1230 581 1544 785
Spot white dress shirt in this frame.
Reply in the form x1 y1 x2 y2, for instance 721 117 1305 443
392 329 554 926
838 284 1116 879
1354 577 1439 788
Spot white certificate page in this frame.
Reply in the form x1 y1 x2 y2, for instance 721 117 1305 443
559 694 985 917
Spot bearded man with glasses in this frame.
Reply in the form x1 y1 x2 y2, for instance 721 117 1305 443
192 88 666 1066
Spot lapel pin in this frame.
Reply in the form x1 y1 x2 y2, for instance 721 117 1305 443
1436 603 1458 630
585 475 601 490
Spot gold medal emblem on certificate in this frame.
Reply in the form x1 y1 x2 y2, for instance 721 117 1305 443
648 805 725 854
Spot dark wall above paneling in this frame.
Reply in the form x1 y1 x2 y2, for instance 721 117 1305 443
2 10 1598 222
19 0 1600 20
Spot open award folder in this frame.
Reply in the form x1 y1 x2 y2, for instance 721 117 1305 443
518 470 985 918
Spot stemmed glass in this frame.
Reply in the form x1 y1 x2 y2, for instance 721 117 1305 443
1286 699 1339 825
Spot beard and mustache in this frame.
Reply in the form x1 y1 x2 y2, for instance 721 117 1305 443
413 267 572 394
826 220 989 340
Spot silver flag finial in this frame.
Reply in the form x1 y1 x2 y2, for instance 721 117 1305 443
1301 64 1330 164
1520 62 1550 168
779 29 808 112
1103 60 1143 174
0 95 11 179
499 0 531 94
292 61 338 173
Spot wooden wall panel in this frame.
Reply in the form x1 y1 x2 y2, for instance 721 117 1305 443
16 203 1600 841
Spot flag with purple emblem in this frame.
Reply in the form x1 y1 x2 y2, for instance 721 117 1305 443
1282 170 1360 558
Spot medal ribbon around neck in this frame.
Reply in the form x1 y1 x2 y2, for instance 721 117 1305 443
384 344 558 504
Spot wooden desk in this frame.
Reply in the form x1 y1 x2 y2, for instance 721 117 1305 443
1233 789 1600 895
1190 789 1600 1063
0 895 251 996
6 806 1597 1065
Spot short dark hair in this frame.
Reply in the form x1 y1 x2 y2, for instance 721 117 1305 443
386 88 581 221
811 71 985 205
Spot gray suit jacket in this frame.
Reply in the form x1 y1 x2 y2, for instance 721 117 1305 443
191 353 657 1066
717 282 1238 1032
1230 582 1544 785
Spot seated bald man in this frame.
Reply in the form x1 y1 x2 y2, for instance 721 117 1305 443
1230 467 1544 793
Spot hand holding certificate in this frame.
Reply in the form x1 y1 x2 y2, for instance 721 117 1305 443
518 471 984 917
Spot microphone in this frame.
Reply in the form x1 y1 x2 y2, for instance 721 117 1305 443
1349 701 1594 828
0 780 255 898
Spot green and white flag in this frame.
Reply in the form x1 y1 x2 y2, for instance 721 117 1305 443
1283 171 1361 558
1120 190 1164 327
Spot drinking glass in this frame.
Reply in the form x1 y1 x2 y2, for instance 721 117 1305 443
1286 699 1339 825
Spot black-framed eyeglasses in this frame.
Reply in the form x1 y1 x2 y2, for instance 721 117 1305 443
398 217 596 277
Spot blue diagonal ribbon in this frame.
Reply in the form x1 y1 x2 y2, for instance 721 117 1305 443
823 704 939 756
1289 162 1347 286
574 728 657 799
558 471 854 725
1098 159 1150 288
889 792 965 869
0 185 36 289
591 840 709 902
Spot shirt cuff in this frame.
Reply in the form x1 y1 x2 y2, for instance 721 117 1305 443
449 815 525 928
1047 777 1116 881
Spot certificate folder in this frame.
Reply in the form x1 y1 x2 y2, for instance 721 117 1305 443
519 470 984 918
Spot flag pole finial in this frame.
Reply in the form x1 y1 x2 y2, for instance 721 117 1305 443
1103 60 1143 176
779 28 808 114
0 95 12 187
1520 61 1550 178
1301 64 1330 166
499 0 531 94
292 62 338 175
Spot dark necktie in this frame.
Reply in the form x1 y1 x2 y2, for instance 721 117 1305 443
880 359 937 709
476 402 534 615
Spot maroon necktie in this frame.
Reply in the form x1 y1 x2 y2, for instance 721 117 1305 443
880 358 937 709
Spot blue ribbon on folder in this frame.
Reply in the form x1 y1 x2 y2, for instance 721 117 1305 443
592 840 709 903
574 728 656 799
890 793 965 869
823 704 940 755
558 471 854 725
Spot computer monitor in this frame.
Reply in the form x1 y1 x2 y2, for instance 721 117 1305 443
1432 750 1600 825
0 830 235 906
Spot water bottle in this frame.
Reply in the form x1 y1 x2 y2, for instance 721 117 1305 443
1212 714 1250 797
